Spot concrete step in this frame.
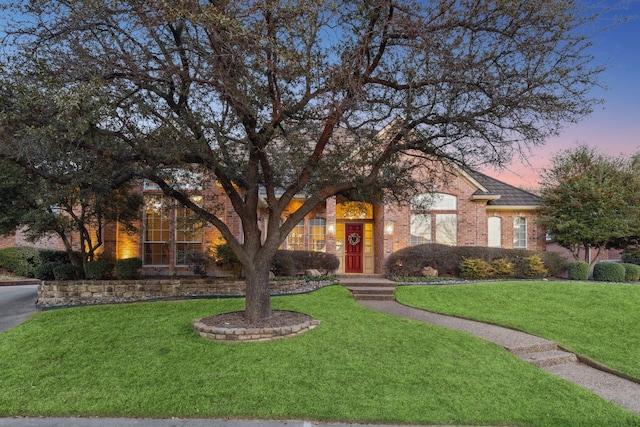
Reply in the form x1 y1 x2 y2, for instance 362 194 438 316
508 342 559 355
346 286 396 301
351 293 396 301
520 350 578 368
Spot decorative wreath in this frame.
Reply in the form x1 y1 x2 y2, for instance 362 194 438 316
347 232 361 246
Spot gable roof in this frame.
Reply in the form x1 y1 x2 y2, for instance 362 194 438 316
463 168 541 208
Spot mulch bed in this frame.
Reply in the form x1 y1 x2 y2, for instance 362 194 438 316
198 310 313 329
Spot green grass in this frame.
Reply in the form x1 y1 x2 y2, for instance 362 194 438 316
396 281 640 380
0 285 638 426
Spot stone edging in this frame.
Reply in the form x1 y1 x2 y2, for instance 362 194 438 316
193 317 321 342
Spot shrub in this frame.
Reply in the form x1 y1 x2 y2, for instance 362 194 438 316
272 252 295 276
538 251 570 277
385 243 555 279
459 258 493 280
114 258 142 280
35 262 61 280
214 243 242 277
37 249 71 265
277 250 340 274
621 248 640 266
621 263 640 282
53 264 80 280
567 261 589 280
0 246 41 278
84 260 114 280
520 254 548 279
491 258 514 279
593 262 625 283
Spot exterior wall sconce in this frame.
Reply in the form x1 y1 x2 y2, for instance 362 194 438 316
327 222 336 235
384 220 395 235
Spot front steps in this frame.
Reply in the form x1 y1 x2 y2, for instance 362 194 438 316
509 342 578 368
337 275 396 301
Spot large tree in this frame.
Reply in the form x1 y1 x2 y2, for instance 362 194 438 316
538 145 640 271
1 0 603 320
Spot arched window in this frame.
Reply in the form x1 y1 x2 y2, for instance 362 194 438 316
410 193 457 246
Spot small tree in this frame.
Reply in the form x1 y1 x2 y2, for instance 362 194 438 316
539 145 640 274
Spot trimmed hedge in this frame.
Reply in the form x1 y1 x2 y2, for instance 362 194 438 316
459 258 493 280
567 261 589 280
621 263 640 282
0 246 42 278
85 260 114 280
593 262 625 283
386 244 565 278
114 258 143 280
53 264 80 281
275 250 339 275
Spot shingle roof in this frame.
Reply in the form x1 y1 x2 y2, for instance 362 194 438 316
464 168 541 207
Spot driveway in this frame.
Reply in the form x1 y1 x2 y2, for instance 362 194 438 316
0 285 38 333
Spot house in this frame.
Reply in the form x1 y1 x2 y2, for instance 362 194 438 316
0 162 547 276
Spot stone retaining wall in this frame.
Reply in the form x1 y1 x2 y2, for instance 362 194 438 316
37 278 301 308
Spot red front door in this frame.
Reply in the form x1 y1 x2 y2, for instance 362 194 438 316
345 223 363 273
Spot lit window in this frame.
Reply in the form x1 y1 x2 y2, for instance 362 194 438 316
488 217 502 248
308 218 326 252
175 196 203 265
143 195 170 265
287 220 305 250
514 217 527 249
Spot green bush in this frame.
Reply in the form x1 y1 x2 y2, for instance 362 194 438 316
114 258 142 280
593 262 625 283
538 251 570 277
272 252 295 276
37 249 71 265
491 258 514 279
520 254 548 279
459 258 493 280
53 264 80 281
0 246 41 278
621 263 640 282
34 262 61 280
567 261 589 280
385 244 556 278
276 250 340 274
84 260 114 280
214 243 242 277
621 248 640 266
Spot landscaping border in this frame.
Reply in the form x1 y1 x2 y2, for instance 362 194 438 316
36 278 322 309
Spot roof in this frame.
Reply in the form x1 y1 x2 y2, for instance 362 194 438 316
463 168 541 207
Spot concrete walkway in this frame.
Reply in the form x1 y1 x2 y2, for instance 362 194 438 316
344 276 640 416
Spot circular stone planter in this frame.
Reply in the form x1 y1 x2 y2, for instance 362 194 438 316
193 310 321 342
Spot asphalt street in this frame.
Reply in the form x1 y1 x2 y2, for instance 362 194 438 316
0 284 38 333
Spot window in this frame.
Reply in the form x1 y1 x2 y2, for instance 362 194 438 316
410 193 457 246
287 220 305 250
488 217 502 248
410 213 432 245
143 195 170 265
308 218 326 252
514 217 527 249
175 196 203 265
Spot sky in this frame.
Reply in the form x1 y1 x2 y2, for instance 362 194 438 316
482 0 640 189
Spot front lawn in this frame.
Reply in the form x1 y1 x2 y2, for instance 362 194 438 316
396 281 640 379
0 285 638 426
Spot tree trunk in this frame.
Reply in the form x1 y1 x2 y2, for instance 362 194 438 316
243 256 273 321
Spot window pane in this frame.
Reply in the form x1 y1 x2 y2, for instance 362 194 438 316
411 193 457 210
436 214 457 246
143 196 170 265
410 214 432 246
308 218 326 252
488 217 502 248
514 217 527 249
287 221 305 250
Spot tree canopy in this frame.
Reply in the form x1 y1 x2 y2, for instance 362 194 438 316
539 145 640 270
0 0 604 320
